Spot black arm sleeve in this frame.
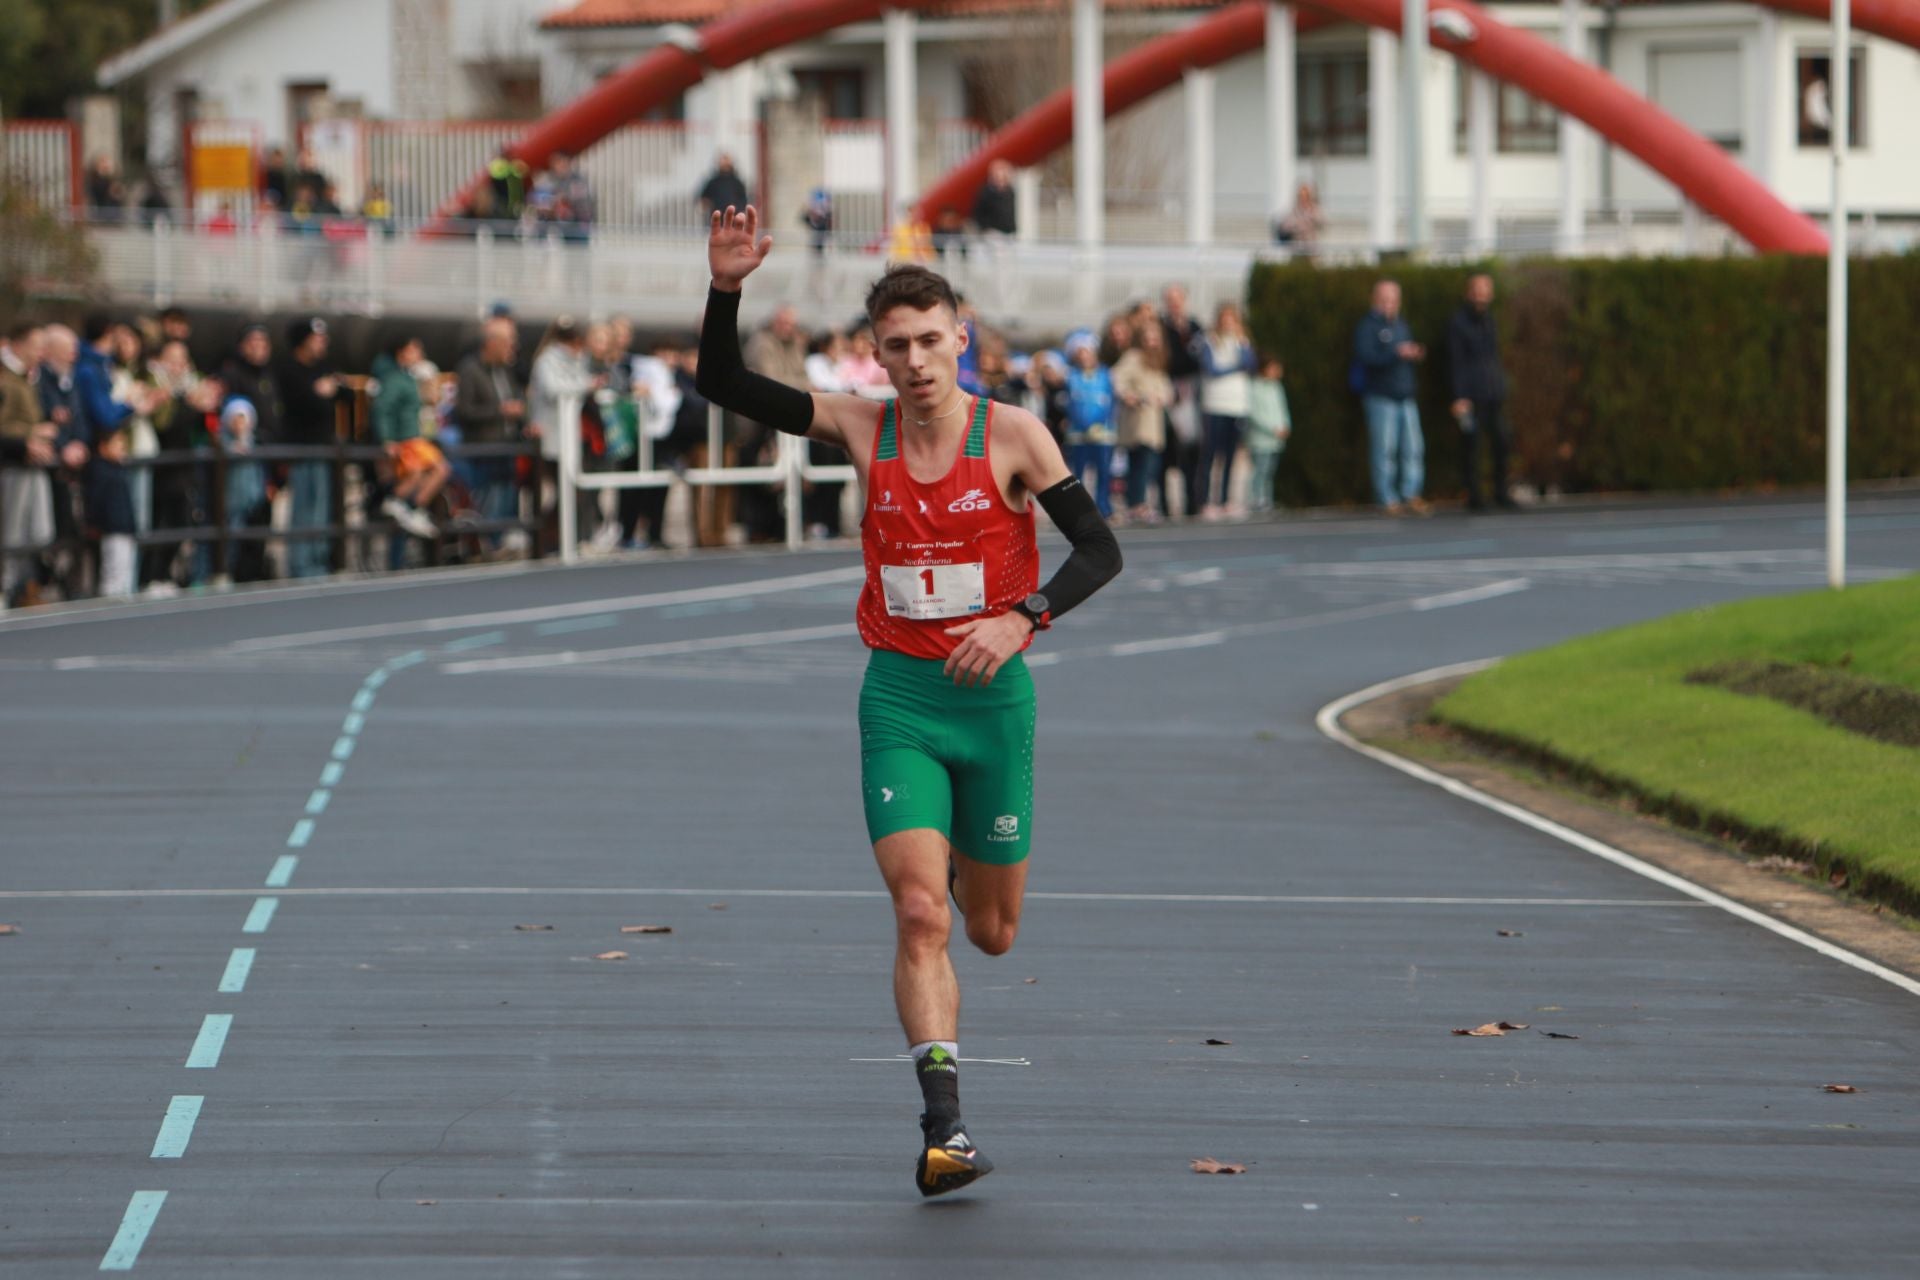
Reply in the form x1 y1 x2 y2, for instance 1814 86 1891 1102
1032 476 1122 622
693 286 815 436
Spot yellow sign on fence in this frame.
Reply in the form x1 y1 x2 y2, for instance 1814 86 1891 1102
191 143 254 194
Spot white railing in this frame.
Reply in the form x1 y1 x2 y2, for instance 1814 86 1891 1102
553 394 857 558
3 122 77 214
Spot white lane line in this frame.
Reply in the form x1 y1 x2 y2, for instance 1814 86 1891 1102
1408 578 1532 611
0 885 1704 907
849 1056 1032 1066
304 789 330 816
99 1190 167 1270
1108 631 1228 656
184 1014 233 1068
535 614 618 636
265 856 298 888
241 897 279 933
227 565 867 651
217 947 256 993
442 623 857 675
149 1095 204 1159
1316 661 1920 1000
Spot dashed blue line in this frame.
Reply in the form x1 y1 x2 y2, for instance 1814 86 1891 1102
149 1096 204 1159
341 712 365 735
535 614 617 636
331 737 355 761
304 789 330 816
265 856 297 888
217 947 256 994
363 667 391 688
319 761 344 787
288 819 314 848
388 650 427 670
443 630 506 652
241 897 278 934
99 1190 167 1270
185 1014 233 1068
351 689 376 711
661 598 757 620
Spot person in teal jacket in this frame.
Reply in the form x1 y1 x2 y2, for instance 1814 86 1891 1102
1244 353 1290 514
367 335 447 540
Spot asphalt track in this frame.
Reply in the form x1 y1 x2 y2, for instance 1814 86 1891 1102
4 492 1919 1278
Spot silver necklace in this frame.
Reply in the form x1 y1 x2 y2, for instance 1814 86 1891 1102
908 392 968 428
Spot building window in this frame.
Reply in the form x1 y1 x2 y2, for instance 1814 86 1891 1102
1452 73 1558 154
1796 48 1864 148
1650 45 1743 151
793 67 867 121
1297 52 1369 158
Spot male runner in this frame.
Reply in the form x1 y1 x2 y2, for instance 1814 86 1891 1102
697 206 1122 1196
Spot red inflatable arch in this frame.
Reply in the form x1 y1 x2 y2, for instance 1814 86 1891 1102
917 0 1831 254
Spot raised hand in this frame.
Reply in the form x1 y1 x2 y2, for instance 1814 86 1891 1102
708 204 772 292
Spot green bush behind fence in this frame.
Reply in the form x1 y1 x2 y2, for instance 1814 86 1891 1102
1244 255 1920 509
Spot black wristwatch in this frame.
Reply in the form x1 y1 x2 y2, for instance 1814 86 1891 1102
1012 592 1052 631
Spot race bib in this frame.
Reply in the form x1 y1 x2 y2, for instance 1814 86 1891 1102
880 560 986 620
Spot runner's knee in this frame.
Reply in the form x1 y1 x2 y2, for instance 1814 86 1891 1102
894 888 950 953
965 915 1017 957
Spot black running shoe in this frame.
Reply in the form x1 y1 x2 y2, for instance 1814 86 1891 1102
916 1122 993 1197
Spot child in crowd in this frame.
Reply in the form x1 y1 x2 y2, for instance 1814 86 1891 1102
1245 352 1290 515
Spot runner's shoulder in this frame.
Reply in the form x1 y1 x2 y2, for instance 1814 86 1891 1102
813 390 885 448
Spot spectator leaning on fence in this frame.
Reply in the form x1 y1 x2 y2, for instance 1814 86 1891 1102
454 316 528 535
277 317 340 579
1 322 59 607
1353 279 1430 517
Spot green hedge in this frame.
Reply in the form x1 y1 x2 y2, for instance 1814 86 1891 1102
1244 255 1920 508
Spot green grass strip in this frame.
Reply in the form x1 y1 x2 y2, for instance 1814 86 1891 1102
1433 574 1920 912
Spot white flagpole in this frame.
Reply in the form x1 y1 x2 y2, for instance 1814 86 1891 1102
1827 0 1849 589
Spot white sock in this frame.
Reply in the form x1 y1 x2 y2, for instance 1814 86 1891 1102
909 1040 958 1063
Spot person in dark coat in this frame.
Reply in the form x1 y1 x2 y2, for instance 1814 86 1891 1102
1446 273 1516 511
698 153 749 217
276 317 339 577
1352 279 1428 515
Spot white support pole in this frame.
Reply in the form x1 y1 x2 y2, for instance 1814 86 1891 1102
1368 27 1397 250
1401 0 1427 252
1014 167 1039 243
883 10 917 217
1265 3 1297 232
1827 0 1850 589
1558 0 1584 254
1185 68 1215 247
558 393 581 566
784 434 804 550
1753 9 1780 190
1072 0 1104 247
1468 70 1495 254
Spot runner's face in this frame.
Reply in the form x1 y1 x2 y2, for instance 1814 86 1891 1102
874 304 966 411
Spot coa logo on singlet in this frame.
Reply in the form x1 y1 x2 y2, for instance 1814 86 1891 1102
948 488 993 513
873 488 902 514
989 814 1019 840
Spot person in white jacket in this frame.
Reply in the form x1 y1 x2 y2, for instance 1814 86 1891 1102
527 316 603 546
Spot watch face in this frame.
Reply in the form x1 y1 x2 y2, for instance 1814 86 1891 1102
1024 593 1049 615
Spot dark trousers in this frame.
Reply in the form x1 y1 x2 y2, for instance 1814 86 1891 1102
1161 436 1201 518
1199 413 1244 508
618 483 670 546
1462 398 1511 507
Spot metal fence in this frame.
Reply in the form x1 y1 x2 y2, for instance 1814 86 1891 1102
2 121 80 214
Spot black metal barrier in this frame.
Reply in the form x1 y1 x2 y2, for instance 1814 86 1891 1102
0 436 544 598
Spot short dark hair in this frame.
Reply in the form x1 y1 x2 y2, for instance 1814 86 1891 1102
864 265 959 327
82 312 116 344
160 306 188 324
6 318 41 342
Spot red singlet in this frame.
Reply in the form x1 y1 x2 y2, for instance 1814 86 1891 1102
856 396 1040 661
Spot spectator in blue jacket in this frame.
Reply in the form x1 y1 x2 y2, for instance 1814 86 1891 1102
74 315 159 595
1352 279 1429 516
1062 334 1116 518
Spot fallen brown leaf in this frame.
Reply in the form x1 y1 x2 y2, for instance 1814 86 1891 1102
593 950 630 961
1496 930 1524 938
1022 977 1038 985
1204 1038 1232 1046
1190 1157 1247 1175
416 1199 437 1206
512 924 553 932
1452 1021 1530 1037
708 903 728 911
1823 1084 1859 1094
620 925 672 935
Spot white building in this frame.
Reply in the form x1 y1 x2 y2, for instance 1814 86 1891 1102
95 0 1920 248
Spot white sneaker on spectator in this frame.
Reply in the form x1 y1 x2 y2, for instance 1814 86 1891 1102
382 497 438 539
588 522 623 554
